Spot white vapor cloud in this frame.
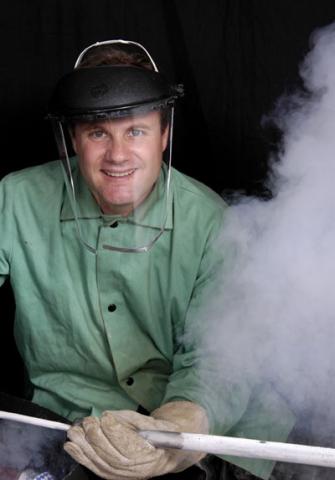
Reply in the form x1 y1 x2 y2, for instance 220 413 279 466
193 21 335 453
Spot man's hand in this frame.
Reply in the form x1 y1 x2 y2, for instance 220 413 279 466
64 400 209 479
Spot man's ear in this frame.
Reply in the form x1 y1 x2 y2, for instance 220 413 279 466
161 124 170 152
69 127 78 154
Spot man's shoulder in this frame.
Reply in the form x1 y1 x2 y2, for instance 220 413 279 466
2 160 62 187
1 162 67 206
171 167 226 214
0 161 65 214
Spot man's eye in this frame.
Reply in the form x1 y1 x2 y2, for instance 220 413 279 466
129 129 143 137
90 130 106 139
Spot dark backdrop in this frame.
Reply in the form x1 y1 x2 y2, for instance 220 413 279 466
1 0 335 396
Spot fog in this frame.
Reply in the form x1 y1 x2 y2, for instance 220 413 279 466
0 420 75 479
190 20 335 472
3 18 335 480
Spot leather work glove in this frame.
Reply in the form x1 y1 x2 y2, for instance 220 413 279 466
64 400 209 479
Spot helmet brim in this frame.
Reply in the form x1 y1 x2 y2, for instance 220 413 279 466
47 65 183 122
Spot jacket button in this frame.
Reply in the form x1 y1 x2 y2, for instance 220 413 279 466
110 221 118 228
126 377 134 386
108 304 117 312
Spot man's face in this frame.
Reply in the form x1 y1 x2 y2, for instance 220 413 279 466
72 111 169 216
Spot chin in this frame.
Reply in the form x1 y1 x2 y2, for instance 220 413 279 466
100 199 133 215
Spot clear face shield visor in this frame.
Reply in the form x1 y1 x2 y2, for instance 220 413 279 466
48 40 183 254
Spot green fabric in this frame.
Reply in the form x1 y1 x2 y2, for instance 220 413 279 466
220 383 296 479
0 158 226 419
0 158 295 478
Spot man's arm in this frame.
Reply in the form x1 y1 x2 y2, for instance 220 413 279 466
0 175 14 284
63 206 251 479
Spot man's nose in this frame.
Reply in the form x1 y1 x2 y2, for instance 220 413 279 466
105 137 129 163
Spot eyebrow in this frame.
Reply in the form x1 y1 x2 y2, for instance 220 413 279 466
77 123 105 132
128 123 153 130
78 120 155 133
79 123 113 134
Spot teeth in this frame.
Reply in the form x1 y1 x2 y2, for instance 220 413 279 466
104 169 135 177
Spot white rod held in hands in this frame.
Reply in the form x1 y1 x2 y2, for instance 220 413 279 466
0 410 70 431
139 430 335 469
2 410 335 469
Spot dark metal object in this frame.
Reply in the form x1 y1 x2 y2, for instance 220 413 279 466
48 65 183 122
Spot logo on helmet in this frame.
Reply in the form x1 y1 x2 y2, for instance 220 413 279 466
90 83 109 98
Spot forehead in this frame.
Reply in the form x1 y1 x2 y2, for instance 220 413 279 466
74 110 162 132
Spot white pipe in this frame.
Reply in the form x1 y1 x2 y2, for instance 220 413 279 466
139 430 335 468
0 410 70 431
2 410 335 469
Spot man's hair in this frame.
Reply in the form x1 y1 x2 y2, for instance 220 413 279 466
77 43 170 131
78 44 155 71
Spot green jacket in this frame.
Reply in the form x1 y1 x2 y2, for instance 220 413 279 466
0 159 294 478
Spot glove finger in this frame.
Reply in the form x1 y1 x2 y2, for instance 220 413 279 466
64 438 117 479
103 413 196 475
82 415 163 469
81 416 139 466
81 417 129 463
66 424 148 478
100 413 164 464
64 438 160 479
101 412 154 453
110 410 177 432
109 410 158 430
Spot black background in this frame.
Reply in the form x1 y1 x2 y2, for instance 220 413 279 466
1 0 335 396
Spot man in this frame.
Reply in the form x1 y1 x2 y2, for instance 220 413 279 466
0 40 294 479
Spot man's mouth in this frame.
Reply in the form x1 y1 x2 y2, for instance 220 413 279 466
102 169 136 178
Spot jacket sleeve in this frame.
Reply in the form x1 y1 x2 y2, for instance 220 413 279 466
162 204 252 435
161 203 296 480
0 175 14 286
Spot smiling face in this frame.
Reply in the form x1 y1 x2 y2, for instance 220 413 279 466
71 111 169 216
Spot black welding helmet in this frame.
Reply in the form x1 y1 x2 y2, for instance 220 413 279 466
48 40 183 254
48 64 182 122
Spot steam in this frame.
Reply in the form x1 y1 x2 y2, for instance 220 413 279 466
2 18 335 480
0 420 75 479
192 20 335 460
